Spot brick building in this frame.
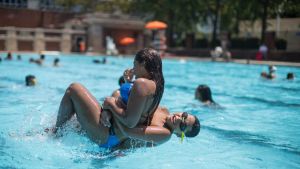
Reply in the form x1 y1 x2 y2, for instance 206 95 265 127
0 0 147 54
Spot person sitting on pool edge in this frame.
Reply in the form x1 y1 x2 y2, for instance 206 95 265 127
195 84 219 107
50 83 200 149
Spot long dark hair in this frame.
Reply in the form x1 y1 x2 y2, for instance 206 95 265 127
134 48 164 122
195 84 214 103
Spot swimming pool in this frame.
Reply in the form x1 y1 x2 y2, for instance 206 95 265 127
0 53 299 169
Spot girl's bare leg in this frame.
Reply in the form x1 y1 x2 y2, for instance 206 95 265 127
55 87 75 129
55 83 109 144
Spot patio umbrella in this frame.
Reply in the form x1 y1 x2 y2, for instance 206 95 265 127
145 21 167 30
119 37 135 45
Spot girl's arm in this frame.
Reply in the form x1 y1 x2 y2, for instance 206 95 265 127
103 78 155 128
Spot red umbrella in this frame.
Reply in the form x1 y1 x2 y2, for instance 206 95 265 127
119 37 135 45
145 21 167 30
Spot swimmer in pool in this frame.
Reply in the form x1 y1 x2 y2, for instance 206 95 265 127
261 65 276 79
51 82 200 148
100 48 165 128
286 72 295 80
25 75 37 86
35 54 45 66
53 58 60 67
52 48 173 148
195 84 220 107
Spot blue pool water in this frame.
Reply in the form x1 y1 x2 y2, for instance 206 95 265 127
0 53 300 169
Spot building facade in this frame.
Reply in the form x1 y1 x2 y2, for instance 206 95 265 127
0 1 147 54
239 18 300 51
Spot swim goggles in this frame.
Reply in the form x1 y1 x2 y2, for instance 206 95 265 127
180 112 188 143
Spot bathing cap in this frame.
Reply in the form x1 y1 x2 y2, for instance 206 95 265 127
269 65 277 72
120 82 133 104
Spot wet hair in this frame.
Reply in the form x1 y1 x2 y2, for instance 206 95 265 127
29 58 34 62
195 84 214 103
118 76 125 86
6 52 12 59
93 59 100 63
54 58 60 63
40 54 45 60
261 72 267 77
134 48 164 123
268 65 276 73
102 57 107 64
25 75 36 86
287 72 294 80
185 116 200 137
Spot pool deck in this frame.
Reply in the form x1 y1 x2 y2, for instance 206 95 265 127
164 56 300 67
231 59 300 67
1 51 299 67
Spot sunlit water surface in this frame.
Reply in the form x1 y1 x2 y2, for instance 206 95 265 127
0 53 300 169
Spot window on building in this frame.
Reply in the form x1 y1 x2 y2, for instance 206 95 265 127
0 0 27 8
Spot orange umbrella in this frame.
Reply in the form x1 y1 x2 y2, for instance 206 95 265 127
145 21 167 30
119 37 135 45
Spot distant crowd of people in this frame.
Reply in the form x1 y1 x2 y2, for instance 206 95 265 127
1 52 61 87
2 51 60 67
260 65 295 80
1 51 112 87
93 57 107 64
48 48 200 150
210 43 286 63
2 49 201 151
1 47 296 152
208 43 296 81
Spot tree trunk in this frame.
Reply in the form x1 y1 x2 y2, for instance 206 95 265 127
261 0 269 43
167 10 175 47
212 0 221 47
233 3 241 35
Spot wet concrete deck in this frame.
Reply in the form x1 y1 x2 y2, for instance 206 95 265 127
164 56 300 67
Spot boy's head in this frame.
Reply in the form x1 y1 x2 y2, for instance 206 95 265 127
25 75 36 86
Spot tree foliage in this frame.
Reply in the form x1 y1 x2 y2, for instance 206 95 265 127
126 0 207 46
55 0 300 45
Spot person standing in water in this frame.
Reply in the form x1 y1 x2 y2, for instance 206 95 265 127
51 82 200 148
100 48 165 128
53 48 167 147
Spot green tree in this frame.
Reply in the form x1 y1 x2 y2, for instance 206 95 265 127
220 0 259 35
55 0 300 47
258 0 299 43
216 0 297 43
126 0 206 47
